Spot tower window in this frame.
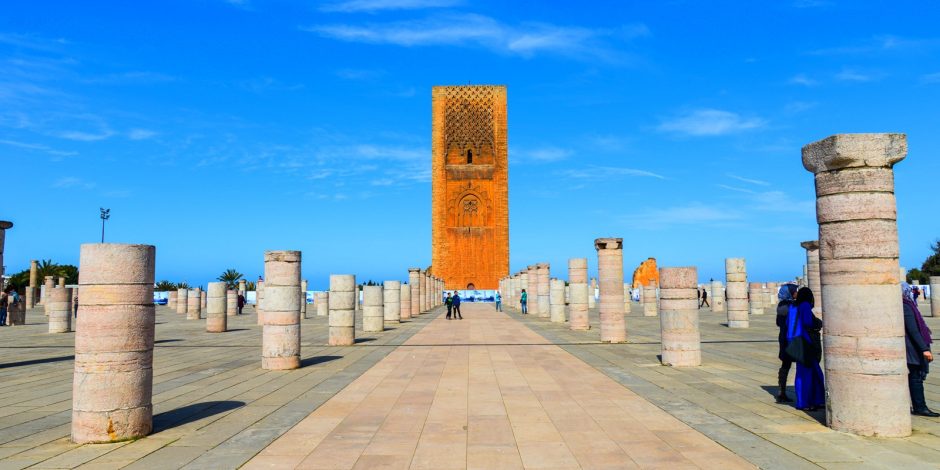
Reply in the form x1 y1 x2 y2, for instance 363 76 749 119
466 149 472 164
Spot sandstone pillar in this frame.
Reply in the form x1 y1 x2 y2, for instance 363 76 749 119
226 289 237 316
589 278 597 309
623 283 631 314
316 292 329 317
595 238 626 343
167 290 177 310
526 265 540 316
660 267 701 367
384 281 401 323
568 258 590 330
201 290 207 310
400 284 412 319
176 288 188 315
72 243 155 443
929 276 939 317
725 258 748 328
206 282 227 333
362 285 384 333
187 288 201 320
329 275 356 346
549 278 566 323
418 271 427 313
710 280 725 313
256 280 265 325
48 286 72 333
43 275 54 314
301 279 308 318
801 241 823 316
238 279 247 298
408 268 421 316
803 133 909 437
642 283 658 317
27 259 38 308
261 251 301 369
537 263 550 318
58 277 66 287
749 282 764 316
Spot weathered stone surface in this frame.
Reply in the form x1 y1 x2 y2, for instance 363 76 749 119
595 237 625 343
167 290 177 310
187 288 201 320
710 280 725 313
537 263 550 319
631 257 659 289
803 133 910 437
262 251 301 370
226 289 237 316
801 240 823 316
568 258 589 330
256 280 265 325
748 282 764 316
549 278 565 323
526 265 540 316
362 285 384 333
176 288 188 315
384 281 401 323
329 274 356 346
399 284 412 320
660 267 700 366
301 279 308 317
589 277 596 308
206 282 227 333
316 292 329 317
408 268 421 317
72 243 155 444
642 283 658 317
725 258 748 328
48 286 71 333
930 276 939 318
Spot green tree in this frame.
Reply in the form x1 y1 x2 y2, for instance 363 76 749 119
245 281 256 291
919 239 940 278
155 280 177 291
176 281 191 290
5 260 78 291
218 269 244 289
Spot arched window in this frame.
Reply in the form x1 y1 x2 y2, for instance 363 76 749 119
466 149 472 164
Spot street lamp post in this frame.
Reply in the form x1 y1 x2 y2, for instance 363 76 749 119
100 208 110 243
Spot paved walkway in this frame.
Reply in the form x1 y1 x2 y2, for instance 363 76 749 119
246 304 754 469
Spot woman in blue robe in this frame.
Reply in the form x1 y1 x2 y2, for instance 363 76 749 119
787 287 825 411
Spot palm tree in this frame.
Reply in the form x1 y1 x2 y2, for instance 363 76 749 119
218 269 244 289
245 281 256 291
176 282 191 290
155 280 177 291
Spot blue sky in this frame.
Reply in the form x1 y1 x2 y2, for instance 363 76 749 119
2 0 938 289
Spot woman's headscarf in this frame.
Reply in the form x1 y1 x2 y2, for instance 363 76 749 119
902 282 932 346
778 283 798 302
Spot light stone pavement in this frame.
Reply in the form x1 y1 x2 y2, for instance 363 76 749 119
246 303 753 469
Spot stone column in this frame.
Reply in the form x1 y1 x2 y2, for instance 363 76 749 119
537 263 550 318
526 265 540 316
749 282 764 316
549 278 566 323
176 288 188 315
803 133 909 437
929 276 939 318
167 290 177 310
0 221 10 286
226 289 237 316
725 258 748 328
595 238 626 343
660 267 701 367
26 259 38 308
301 279 308 318
710 280 725 313
642 283 658 317
801 241 823 316
201 290 207 310
72 243 155 443
316 292 329 317
400 284 412 320
58 277 66 287
408 268 421 316
256 280 265 325
418 271 427 313
589 278 597 309
43 275 54 313
623 283 631 314
568 258 589 330
48 286 72 333
187 288 201 320
362 285 384 333
238 279 247 297
384 281 401 323
261 251 301 369
329 274 356 346
71 288 79 318
206 282 227 333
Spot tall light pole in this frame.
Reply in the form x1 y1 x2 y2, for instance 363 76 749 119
100 208 110 243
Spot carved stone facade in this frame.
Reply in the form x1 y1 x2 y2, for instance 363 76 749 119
431 85 509 290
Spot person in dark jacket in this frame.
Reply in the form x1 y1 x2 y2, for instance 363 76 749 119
775 283 799 403
700 288 709 308
445 293 453 320
903 282 937 417
787 287 825 411
452 292 462 319
237 293 246 315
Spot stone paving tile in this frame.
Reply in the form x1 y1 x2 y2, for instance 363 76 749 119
516 302 940 470
0 305 439 469
248 304 754 469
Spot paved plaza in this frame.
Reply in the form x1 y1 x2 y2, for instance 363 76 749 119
0 302 937 469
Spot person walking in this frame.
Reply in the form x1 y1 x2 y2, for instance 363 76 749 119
700 288 709 308
237 292 246 315
495 292 502 312
903 282 938 417
445 293 453 320
452 292 462 319
520 289 528 314
786 287 825 411
775 284 799 403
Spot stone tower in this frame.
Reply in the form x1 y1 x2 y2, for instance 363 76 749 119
431 85 509 290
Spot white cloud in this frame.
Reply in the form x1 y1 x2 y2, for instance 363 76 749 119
52 177 95 189
727 174 770 186
0 139 76 156
632 202 742 229
718 184 756 194
558 165 665 180
809 35 940 56
128 129 157 140
657 109 765 137
788 74 818 86
304 14 648 61
54 129 115 141
835 68 875 82
513 146 571 163
320 0 462 13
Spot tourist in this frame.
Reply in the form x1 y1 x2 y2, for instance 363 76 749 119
495 292 502 312
902 282 937 417
237 292 246 315
452 292 462 319
775 284 799 403
912 285 921 303
786 287 825 411
520 288 528 314
445 293 453 319
699 288 709 308
0 289 8 326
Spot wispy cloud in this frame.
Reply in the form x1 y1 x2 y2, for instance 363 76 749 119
727 174 770 186
657 109 765 137
809 35 940 56
128 129 157 140
239 76 304 92
335 68 385 80
0 139 76 156
835 68 877 82
52 177 95 189
631 202 742 229
513 146 571 163
82 71 176 85
304 14 649 61
788 74 818 87
558 165 665 180
718 184 756 194
320 0 462 13
922 72 940 84
0 33 67 52
55 129 115 141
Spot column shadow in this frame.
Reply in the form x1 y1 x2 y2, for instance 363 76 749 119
152 400 246 433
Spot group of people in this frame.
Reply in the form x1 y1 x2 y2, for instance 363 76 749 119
0 288 19 326
444 292 462 320
774 282 936 417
